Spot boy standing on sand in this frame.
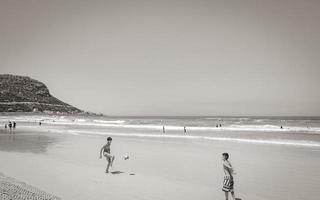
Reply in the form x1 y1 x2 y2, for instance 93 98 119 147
222 152 235 200
99 137 115 173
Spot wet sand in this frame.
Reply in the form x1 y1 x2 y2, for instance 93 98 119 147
0 126 320 200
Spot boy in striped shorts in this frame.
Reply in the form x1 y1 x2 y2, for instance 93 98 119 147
222 152 235 200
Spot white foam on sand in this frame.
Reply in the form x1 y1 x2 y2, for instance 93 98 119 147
67 130 320 148
93 120 125 124
34 120 320 133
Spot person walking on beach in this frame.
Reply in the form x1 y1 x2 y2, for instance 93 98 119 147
222 152 236 200
8 121 12 130
99 137 115 173
13 122 16 129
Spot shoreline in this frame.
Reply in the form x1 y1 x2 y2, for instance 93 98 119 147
3 123 320 149
2 113 320 135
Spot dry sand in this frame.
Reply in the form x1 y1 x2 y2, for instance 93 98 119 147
0 126 320 200
0 173 60 200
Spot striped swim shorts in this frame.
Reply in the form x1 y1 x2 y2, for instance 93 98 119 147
222 176 234 192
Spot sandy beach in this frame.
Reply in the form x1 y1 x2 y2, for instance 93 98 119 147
0 172 60 200
0 115 320 200
2 0 320 199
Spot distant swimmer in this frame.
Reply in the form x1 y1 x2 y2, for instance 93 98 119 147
8 121 12 130
5 124 7 129
163 126 165 133
216 124 219 128
99 137 115 173
280 126 283 129
184 126 187 133
222 152 236 200
219 124 222 127
39 122 42 126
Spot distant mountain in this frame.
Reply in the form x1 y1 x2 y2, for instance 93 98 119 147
0 74 83 114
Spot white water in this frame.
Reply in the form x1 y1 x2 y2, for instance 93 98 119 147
2 114 320 148
63 129 320 148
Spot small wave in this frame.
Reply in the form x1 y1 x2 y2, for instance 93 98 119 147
68 130 320 148
93 120 125 124
37 120 320 133
2 115 320 133
74 119 86 122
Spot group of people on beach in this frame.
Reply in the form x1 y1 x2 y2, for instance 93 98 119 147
162 124 224 134
4 121 16 130
99 137 236 200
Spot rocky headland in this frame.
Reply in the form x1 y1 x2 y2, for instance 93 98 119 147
0 74 83 114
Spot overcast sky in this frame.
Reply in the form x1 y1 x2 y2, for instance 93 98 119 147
1 0 320 116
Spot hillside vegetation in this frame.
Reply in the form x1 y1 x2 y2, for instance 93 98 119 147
0 74 82 113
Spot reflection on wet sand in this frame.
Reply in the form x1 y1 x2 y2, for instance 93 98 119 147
0 130 57 154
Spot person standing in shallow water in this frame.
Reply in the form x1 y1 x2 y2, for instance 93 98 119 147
8 121 12 130
222 152 236 200
99 137 115 173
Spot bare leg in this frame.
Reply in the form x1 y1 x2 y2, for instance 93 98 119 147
104 153 115 173
224 191 229 200
231 191 235 200
106 160 111 173
104 155 112 173
110 156 115 167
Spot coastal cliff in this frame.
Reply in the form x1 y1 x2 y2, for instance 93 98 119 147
0 74 82 114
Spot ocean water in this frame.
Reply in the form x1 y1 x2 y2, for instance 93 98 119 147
1 114 320 147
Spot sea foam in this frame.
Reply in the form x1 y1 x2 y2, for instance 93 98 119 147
67 130 320 148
